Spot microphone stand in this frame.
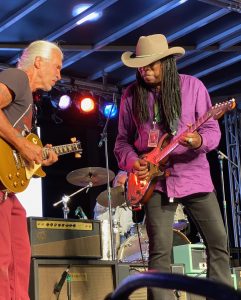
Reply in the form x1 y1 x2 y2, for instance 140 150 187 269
217 150 241 265
67 273 72 300
54 265 70 297
98 97 116 260
53 182 93 219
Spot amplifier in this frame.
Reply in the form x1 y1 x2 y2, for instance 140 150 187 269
232 267 241 290
173 244 206 274
28 217 102 258
29 258 117 300
117 263 187 300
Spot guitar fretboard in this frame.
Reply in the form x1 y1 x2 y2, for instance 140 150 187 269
43 142 82 159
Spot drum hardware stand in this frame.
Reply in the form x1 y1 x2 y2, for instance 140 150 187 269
217 150 240 259
53 182 93 219
98 95 117 260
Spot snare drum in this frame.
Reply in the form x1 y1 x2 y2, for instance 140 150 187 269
118 228 190 263
128 223 146 236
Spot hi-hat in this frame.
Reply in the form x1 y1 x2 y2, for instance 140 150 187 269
66 167 115 187
97 186 126 208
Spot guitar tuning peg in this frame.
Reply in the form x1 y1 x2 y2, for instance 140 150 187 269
70 137 76 143
75 152 81 159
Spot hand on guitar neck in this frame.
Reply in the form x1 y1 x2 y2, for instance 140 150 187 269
41 143 58 166
179 129 203 149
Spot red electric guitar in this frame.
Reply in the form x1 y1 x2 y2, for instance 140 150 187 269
126 98 236 209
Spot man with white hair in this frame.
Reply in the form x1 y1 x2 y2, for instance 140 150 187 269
0 40 63 299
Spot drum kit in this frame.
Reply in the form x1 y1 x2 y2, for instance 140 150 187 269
57 166 190 263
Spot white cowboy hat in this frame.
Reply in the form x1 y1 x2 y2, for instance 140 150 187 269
121 34 185 68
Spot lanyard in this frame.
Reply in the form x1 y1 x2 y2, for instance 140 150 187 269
154 100 160 124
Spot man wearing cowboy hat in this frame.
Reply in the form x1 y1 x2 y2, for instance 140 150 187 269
114 34 231 299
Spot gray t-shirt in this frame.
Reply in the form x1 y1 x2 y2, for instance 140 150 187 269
0 68 33 134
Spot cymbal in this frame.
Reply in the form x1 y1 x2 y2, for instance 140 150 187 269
97 186 125 208
66 167 115 187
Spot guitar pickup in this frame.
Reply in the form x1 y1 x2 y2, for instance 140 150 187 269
12 150 21 169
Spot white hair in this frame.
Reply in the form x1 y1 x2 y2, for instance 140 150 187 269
17 40 63 70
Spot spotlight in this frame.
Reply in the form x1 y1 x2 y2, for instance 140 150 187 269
81 97 95 112
75 96 95 113
72 4 102 25
50 94 72 110
59 95 71 110
102 103 118 118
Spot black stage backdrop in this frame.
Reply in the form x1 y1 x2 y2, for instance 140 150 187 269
37 98 233 246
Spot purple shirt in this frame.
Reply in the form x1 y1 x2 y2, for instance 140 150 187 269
114 74 221 198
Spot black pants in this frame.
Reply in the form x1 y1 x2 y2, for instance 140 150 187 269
145 191 232 300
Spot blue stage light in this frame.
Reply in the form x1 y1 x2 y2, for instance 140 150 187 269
103 103 118 118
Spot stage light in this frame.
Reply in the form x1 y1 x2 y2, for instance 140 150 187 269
51 94 71 110
102 103 118 119
79 97 95 113
72 4 102 25
59 95 71 110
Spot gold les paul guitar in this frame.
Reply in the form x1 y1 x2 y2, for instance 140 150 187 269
0 133 82 193
127 98 236 209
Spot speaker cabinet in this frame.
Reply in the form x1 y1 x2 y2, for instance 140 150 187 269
29 258 117 300
232 267 241 290
173 244 206 274
117 263 188 300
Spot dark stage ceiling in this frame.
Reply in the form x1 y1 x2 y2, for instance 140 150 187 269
1 0 241 99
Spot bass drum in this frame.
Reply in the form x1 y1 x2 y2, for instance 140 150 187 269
118 228 190 263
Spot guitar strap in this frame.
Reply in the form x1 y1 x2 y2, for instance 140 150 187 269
31 102 39 135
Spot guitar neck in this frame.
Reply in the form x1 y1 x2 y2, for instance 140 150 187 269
42 142 81 159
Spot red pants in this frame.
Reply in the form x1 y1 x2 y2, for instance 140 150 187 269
0 192 31 300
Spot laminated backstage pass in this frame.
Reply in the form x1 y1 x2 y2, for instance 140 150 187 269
148 128 160 147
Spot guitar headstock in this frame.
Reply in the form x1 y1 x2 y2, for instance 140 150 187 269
70 137 82 158
211 98 236 120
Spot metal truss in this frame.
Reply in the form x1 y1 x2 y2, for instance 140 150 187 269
224 109 241 247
